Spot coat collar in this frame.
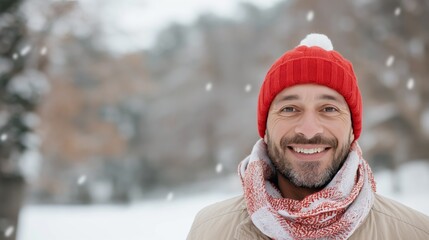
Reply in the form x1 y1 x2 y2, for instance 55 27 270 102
234 201 271 240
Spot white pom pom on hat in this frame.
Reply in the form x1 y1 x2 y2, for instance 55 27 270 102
299 33 333 51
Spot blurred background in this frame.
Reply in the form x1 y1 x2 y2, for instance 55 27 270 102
0 0 428 239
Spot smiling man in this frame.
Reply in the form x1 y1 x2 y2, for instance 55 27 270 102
187 34 429 239
266 84 354 200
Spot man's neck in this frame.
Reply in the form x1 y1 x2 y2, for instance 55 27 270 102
277 174 323 201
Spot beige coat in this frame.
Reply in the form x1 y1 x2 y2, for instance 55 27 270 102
187 194 429 239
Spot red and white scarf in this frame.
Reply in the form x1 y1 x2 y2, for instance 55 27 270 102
238 139 376 240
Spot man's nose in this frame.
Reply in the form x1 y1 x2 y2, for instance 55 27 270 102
294 112 324 139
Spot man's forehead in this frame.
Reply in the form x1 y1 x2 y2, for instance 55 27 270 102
272 84 347 104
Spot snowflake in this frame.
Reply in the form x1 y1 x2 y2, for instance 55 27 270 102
20 45 32 56
40 46 47 56
205 82 212 91
4 225 14 237
245 84 252 92
77 175 87 185
0 133 7 142
394 7 401 16
385 55 395 67
216 163 223 173
166 192 174 201
306 10 314 22
406 78 414 90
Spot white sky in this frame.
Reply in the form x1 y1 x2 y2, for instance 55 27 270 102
77 0 283 53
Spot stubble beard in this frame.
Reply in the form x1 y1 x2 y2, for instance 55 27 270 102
266 132 352 189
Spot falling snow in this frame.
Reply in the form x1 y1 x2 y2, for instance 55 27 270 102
0 133 7 141
245 84 252 92
4 226 14 237
166 192 174 201
77 175 87 185
407 78 414 90
205 82 212 91
385 55 395 67
394 7 401 16
216 163 223 173
10 1 429 239
20 45 32 56
306 10 314 22
40 46 47 56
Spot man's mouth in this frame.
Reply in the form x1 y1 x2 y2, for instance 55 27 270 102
287 146 332 155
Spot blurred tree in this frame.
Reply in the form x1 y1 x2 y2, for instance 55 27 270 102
0 0 30 239
36 34 153 203
355 0 429 191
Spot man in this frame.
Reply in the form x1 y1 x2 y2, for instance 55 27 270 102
187 33 429 239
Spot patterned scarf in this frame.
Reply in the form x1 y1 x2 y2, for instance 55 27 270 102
238 139 376 240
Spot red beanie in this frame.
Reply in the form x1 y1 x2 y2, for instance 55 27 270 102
257 33 362 140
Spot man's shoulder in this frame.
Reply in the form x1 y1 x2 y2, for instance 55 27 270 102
192 195 247 226
187 195 250 240
373 194 429 230
351 194 429 239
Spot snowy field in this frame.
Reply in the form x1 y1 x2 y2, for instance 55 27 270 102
17 161 429 240
17 191 238 240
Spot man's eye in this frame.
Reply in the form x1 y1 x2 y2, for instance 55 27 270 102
281 107 296 112
323 107 338 112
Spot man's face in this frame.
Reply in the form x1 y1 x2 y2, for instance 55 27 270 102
265 84 354 189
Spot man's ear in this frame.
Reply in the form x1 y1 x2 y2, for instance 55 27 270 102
350 128 355 143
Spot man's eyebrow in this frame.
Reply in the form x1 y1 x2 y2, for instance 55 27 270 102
275 95 299 103
274 94 344 104
318 94 341 102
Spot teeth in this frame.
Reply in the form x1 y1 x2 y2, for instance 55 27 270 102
292 147 324 154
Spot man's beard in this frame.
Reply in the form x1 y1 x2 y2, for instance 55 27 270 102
266 132 352 189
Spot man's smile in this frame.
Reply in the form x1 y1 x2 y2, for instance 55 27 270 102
286 144 333 161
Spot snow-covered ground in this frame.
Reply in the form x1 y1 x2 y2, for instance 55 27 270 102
17 191 237 240
16 161 429 240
